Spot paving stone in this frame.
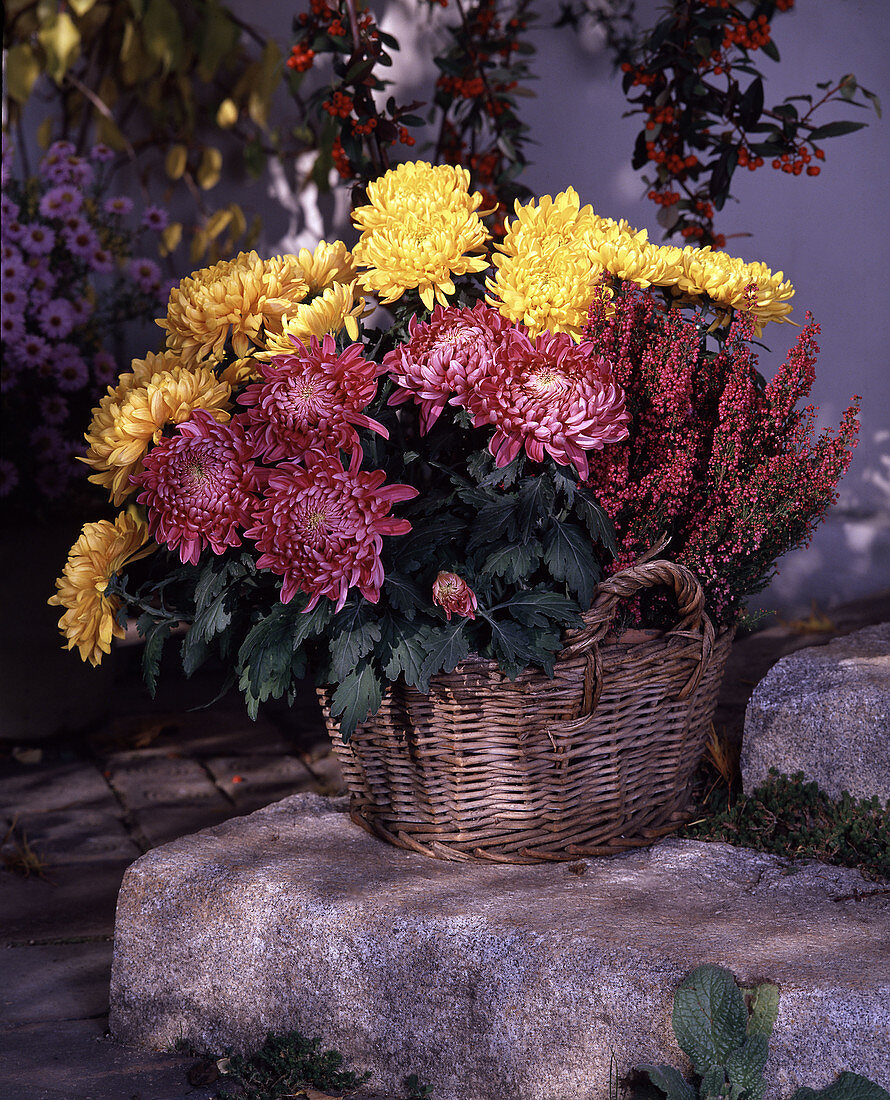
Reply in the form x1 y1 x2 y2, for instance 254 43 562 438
6 810 141 866
131 805 236 851
742 623 890 800
104 756 230 813
110 794 890 1100
0 761 115 816
1 942 113 1025
204 754 315 812
1 860 134 945
0 1018 207 1100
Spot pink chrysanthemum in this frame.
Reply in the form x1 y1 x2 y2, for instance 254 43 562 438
133 409 261 565
432 571 477 621
240 334 387 461
244 448 418 611
467 329 629 479
383 302 512 434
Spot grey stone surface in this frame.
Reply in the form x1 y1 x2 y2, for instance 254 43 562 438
741 623 890 800
110 794 890 1100
1 942 114 1025
0 761 115 816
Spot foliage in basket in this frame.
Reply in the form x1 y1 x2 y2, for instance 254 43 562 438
49 161 859 738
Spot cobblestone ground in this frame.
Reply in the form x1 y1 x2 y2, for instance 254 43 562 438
2 591 889 1100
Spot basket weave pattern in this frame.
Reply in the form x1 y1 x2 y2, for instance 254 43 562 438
318 560 733 863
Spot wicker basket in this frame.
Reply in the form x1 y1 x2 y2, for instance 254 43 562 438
318 559 733 863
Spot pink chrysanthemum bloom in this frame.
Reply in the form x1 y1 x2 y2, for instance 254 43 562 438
244 448 418 611
467 329 629 479
432 571 477 621
383 303 512 434
133 409 261 565
240 334 387 461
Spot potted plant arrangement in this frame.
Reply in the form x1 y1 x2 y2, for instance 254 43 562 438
49 161 859 861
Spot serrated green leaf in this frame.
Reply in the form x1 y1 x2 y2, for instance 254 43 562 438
543 519 600 607
573 488 618 555
517 476 556 542
383 572 425 616
467 493 521 550
484 616 538 679
700 1064 727 1100
418 620 470 688
329 601 382 681
382 618 436 688
497 588 582 629
672 965 748 1075
482 540 542 582
237 598 331 716
636 1064 697 1100
330 659 383 742
141 620 171 698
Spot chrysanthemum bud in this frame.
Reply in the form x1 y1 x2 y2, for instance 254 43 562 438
432 571 477 621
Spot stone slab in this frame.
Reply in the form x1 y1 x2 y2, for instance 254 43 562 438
0 942 114 1026
0 761 116 817
0 1018 207 1100
110 794 890 1100
7 810 141 866
742 623 890 800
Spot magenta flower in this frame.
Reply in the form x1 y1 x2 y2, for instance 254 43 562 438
244 447 418 611
384 302 511 434
432 572 478 621
466 329 630 479
134 409 261 566
241 334 388 462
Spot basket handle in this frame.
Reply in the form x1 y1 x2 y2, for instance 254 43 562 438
560 558 715 707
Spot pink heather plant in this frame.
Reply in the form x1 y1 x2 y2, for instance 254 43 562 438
243 448 417 611
241 335 387 461
134 409 261 565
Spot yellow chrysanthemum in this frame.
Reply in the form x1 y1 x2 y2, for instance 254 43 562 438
83 358 232 505
352 161 490 310
262 280 366 353
158 251 310 364
677 247 795 333
586 219 685 290
486 188 604 338
48 512 154 667
218 357 262 386
295 240 358 293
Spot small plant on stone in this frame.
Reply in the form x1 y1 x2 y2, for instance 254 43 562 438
211 1028 371 1099
630 964 889 1100
405 1072 434 1099
681 770 890 881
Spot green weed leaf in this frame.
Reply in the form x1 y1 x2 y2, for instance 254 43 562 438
672 965 748 1075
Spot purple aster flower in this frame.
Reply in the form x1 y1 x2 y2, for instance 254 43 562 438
1 240 20 261
3 218 26 244
30 425 67 458
0 311 26 344
66 158 94 188
36 462 72 500
0 460 19 497
63 221 99 259
41 393 70 425
39 184 83 219
1 250 28 286
103 195 134 216
43 140 77 163
141 205 169 231
55 345 90 391
37 298 77 339
1 193 20 223
90 143 115 163
69 296 94 324
92 349 119 388
27 263 57 305
0 282 25 320
16 332 52 370
129 256 161 292
88 246 115 273
21 223 56 256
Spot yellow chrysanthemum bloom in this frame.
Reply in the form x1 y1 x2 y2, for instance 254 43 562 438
677 247 795 334
586 219 685 290
158 251 309 364
352 162 490 311
486 188 604 338
218 357 262 386
83 358 232 505
48 512 154 667
296 240 358 294
262 280 366 353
